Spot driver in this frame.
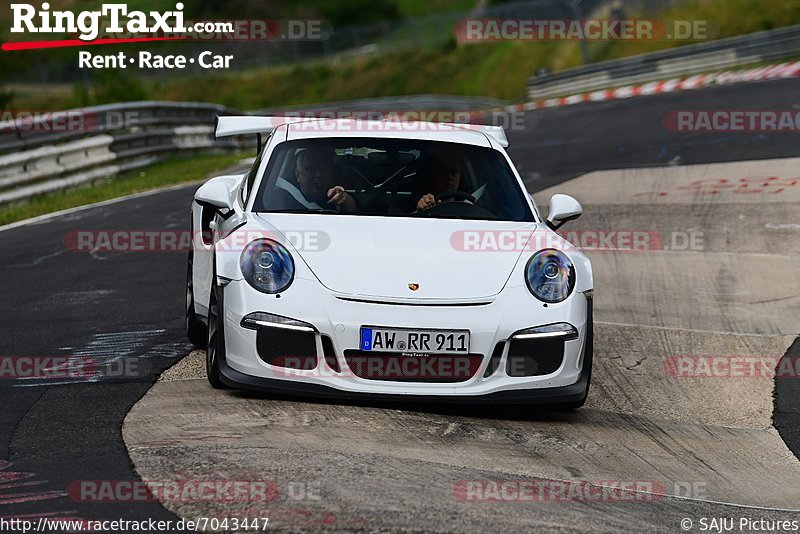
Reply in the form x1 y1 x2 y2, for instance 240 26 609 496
275 147 358 213
415 157 462 212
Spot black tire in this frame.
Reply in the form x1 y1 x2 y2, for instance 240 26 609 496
186 251 208 347
206 277 228 389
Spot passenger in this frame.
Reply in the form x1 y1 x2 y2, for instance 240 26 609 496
275 147 357 213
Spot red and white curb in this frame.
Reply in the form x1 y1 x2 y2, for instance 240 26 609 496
504 60 800 112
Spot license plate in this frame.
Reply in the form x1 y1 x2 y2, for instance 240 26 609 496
360 326 470 354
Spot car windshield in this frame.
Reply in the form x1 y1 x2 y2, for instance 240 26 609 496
251 138 535 222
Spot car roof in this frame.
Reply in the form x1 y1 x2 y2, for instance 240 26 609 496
282 118 494 147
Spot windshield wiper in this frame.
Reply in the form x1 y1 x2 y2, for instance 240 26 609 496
268 208 339 214
412 214 502 221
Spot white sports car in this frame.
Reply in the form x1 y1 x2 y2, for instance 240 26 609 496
186 116 593 407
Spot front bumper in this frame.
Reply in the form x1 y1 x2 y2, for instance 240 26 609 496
218 353 591 404
218 276 592 402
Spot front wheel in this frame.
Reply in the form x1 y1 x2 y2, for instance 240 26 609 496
206 280 227 389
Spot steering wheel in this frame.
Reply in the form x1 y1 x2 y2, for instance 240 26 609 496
434 190 477 204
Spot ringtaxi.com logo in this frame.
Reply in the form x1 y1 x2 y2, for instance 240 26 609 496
10 3 193 41
5 4 328 53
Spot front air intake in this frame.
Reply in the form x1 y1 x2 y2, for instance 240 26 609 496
505 337 565 377
256 326 317 370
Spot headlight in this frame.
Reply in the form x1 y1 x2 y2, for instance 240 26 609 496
525 249 575 303
240 239 294 293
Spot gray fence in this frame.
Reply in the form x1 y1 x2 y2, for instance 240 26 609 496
527 24 800 99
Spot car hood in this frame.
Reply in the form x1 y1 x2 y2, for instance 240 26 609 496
254 214 537 301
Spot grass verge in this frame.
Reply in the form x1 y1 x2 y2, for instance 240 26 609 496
0 152 246 227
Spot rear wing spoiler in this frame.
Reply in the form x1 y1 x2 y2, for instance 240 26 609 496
214 116 282 138
215 115 285 154
448 124 508 147
214 115 509 148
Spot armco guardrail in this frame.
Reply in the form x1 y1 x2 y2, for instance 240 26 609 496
0 101 254 206
0 96 501 207
0 135 115 191
527 25 800 99
0 101 239 155
0 125 248 206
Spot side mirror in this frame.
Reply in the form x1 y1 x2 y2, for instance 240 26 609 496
546 194 582 230
195 179 235 215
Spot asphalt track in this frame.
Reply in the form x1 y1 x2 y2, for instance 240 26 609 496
2 77 800 531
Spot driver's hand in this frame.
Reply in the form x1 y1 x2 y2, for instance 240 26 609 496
416 193 437 211
327 186 357 214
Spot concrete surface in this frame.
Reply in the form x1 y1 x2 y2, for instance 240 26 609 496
124 155 800 531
